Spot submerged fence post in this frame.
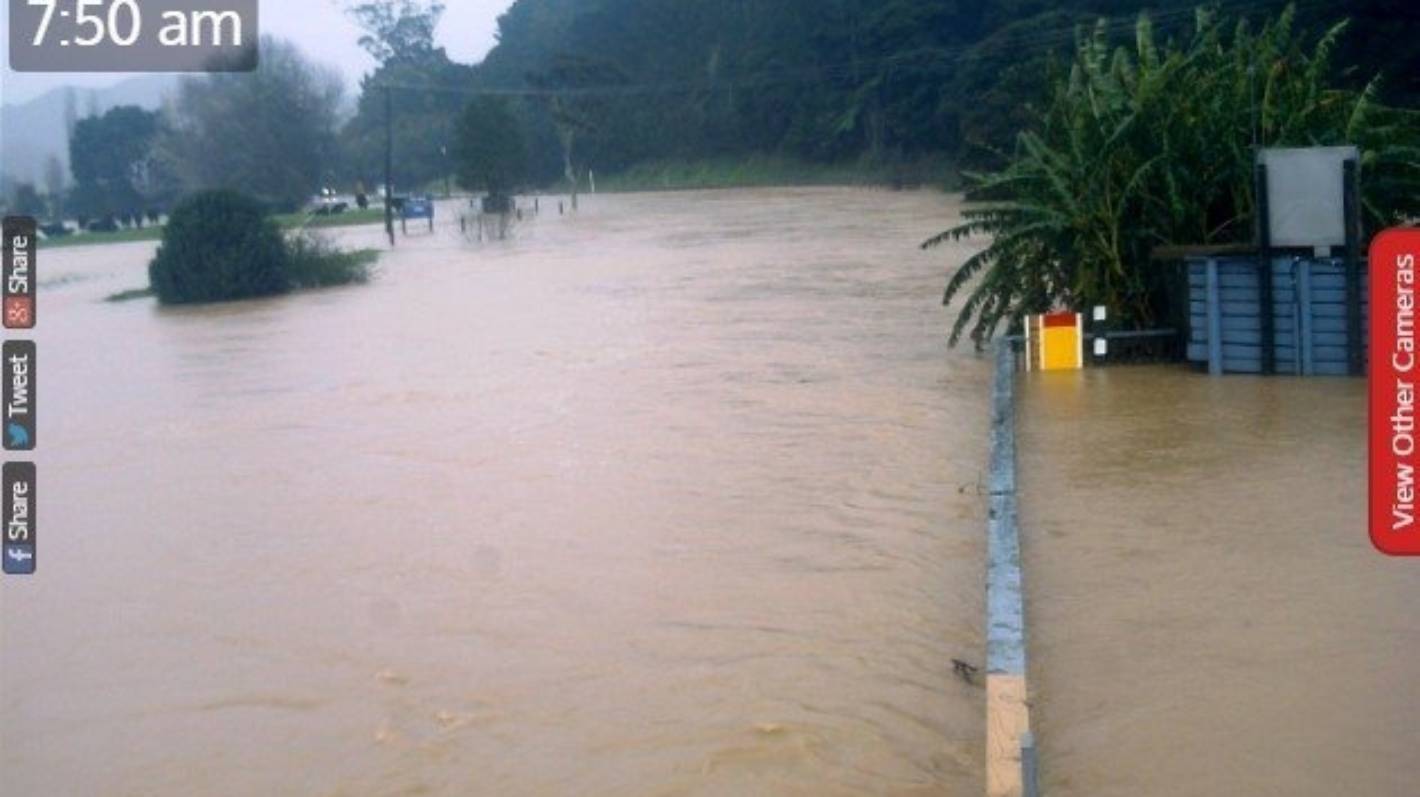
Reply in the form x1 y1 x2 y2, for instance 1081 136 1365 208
1256 164 1276 375
1298 258 1315 376
1206 258 1223 376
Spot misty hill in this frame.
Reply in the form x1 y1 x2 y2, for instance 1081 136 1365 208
1 75 176 186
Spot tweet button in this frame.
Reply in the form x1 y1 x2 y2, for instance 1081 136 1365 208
3 341 35 451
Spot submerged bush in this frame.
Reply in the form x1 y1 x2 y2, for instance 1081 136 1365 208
149 191 374 305
285 232 376 289
149 191 289 304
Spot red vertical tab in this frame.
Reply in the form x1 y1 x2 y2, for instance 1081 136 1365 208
1370 228 1420 556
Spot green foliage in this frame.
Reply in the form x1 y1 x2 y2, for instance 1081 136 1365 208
9 184 47 218
468 0 1200 180
333 0 1420 186
158 37 344 211
285 234 376 289
926 6 1420 347
341 53 473 191
597 153 957 192
329 1 1420 186
346 0 446 64
69 106 161 219
949 10 1083 170
530 54 630 189
39 207 385 251
150 191 290 304
452 97 528 196
340 2 470 191
149 193 376 305
40 225 162 249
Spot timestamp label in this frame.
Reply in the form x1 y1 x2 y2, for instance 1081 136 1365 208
10 0 258 73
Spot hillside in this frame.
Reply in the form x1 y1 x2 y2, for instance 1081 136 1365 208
465 0 1420 180
0 75 176 186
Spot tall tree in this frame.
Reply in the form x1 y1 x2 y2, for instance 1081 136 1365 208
158 37 344 211
9 184 46 218
452 97 528 198
529 55 628 202
341 55 472 191
69 106 160 221
341 1 469 191
347 0 447 64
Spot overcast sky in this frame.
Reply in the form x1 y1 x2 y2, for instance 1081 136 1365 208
1 0 516 105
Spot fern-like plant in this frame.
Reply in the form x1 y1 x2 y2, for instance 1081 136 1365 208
928 5 1420 347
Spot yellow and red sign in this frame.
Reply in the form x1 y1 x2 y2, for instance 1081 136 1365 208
1024 312 1083 371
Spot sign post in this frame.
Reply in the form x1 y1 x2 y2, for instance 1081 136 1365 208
1023 312 1084 371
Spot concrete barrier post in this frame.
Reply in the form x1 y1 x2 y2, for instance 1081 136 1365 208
1021 731 1040 797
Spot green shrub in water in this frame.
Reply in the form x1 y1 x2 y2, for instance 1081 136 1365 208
149 190 289 304
149 191 376 305
285 232 376 289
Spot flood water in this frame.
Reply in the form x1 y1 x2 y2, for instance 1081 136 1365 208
1 188 993 795
1018 368 1420 796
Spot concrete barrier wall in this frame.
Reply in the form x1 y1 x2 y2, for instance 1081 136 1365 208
985 343 1033 797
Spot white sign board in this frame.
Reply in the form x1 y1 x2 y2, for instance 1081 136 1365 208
1258 146 1358 249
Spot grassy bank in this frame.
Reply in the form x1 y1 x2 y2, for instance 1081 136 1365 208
42 225 162 249
39 208 388 251
592 154 959 193
278 208 387 231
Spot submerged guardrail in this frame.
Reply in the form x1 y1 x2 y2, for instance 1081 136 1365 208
1004 329 1183 368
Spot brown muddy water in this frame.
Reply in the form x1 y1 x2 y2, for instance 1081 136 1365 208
1018 368 1420 797
0 188 994 796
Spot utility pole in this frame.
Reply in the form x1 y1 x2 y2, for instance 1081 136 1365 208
384 85 395 247
442 144 451 198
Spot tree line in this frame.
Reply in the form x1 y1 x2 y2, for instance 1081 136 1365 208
6 36 346 228
467 0 1420 182
7 0 1418 226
